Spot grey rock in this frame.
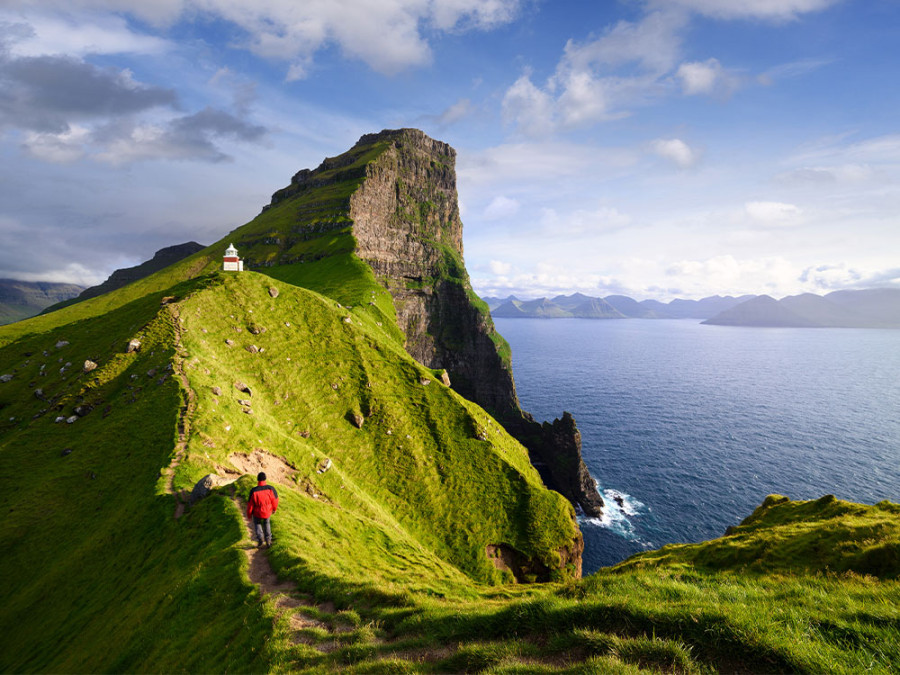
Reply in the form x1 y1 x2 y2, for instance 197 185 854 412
419 377 431 386
211 386 222 396
234 381 251 394
55 416 66 423
268 286 279 298
245 344 259 354
61 448 73 456
350 413 364 428
66 415 78 424
83 360 98 373
55 340 69 349
126 339 141 353
225 338 235 346
74 405 92 417
189 474 235 504
317 458 333 474
0 374 12 383
440 370 451 386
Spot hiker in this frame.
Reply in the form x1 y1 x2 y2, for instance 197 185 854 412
247 471 279 548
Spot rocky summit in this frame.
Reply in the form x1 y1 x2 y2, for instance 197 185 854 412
1 130 897 674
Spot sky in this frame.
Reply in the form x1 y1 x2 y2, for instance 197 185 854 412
1 0 899 301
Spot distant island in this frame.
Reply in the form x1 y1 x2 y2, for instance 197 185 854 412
483 288 900 328
482 292 755 320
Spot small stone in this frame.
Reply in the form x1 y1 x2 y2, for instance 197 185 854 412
284 322 291 327
268 286 279 298
160 296 175 305
126 339 141 353
147 368 157 377
211 386 222 396
419 378 431 386
55 416 65 423
350 413 364 428
246 344 259 354
343 317 352 324
242 408 253 415
0 374 12 383
83 360 98 373
317 458 332 474
440 371 451 386
225 339 235 347
55 340 69 349
61 448 73 457
74 405 92 417
238 399 251 407
299 430 311 438
66 416 78 424
248 324 266 335
234 381 251 395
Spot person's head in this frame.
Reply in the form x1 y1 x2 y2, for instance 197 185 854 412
257 471 266 482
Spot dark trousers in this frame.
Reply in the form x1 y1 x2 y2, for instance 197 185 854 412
253 516 272 543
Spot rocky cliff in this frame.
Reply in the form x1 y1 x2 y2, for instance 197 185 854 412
262 129 603 516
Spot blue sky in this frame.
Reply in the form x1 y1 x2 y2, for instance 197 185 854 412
1 0 898 300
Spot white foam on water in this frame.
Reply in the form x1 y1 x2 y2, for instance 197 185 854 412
578 483 654 548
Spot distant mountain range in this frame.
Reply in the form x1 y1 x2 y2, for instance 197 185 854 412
0 279 84 325
482 292 755 320
702 289 900 328
42 241 205 314
483 288 900 328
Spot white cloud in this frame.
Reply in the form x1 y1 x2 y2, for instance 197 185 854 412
436 98 473 126
745 200 803 225
666 254 799 295
3 12 170 57
502 74 556 136
650 0 842 21
484 195 520 220
676 58 740 97
22 125 91 162
489 260 512 275
651 138 699 168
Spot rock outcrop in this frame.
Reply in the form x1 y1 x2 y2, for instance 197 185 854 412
260 129 603 517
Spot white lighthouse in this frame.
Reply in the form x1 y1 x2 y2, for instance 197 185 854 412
223 243 243 272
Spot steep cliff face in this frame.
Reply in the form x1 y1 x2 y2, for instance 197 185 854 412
347 129 520 420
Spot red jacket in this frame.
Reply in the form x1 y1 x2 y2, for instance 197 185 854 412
247 481 279 519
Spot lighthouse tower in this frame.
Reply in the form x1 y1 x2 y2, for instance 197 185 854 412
223 243 243 272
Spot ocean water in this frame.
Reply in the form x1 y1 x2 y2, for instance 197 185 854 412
495 318 900 573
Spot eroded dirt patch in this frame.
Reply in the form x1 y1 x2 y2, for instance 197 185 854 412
229 449 298 485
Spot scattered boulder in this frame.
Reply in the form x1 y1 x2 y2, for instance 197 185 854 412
147 368 157 377
61 448 73 457
34 388 44 400
245 344 259 354
343 317 352 324
248 324 266 335
234 381 251 395
299 429 311 438
66 416 78 424
225 339 235 347
126 339 141 353
55 340 69 349
317 458 333 474
419 377 431 386
440 370 451 387
349 412 364 428
55 416 66 423
189 474 235 505
83 360 98 373
242 408 253 415
211 386 222 396
268 286 279 298
74 404 93 417
0 374 12 383
160 296 175 305
237 399 252 407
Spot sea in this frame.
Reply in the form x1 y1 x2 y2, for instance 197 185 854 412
494 318 900 573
